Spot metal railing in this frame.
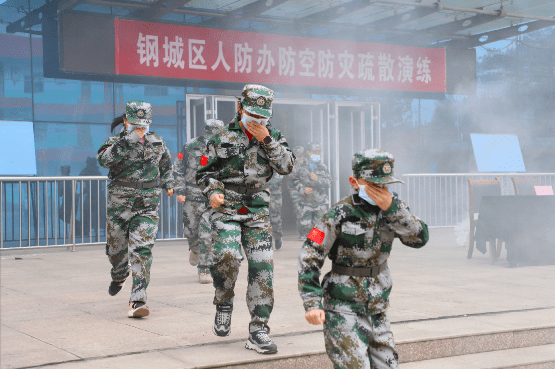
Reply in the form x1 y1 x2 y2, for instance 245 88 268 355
1 176 184 250
3 173 554 249
388 173 555 228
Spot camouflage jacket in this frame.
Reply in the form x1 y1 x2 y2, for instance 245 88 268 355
291 160 332 205
97 128 174 190
298 192 429 316
173 135 207 200
196 118 295 214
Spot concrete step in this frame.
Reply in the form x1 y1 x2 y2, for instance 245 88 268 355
36 309 555 368
401 344 555 369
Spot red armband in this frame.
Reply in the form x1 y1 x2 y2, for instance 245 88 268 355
177 152 183 160
307 228 325 245
201 156 208 166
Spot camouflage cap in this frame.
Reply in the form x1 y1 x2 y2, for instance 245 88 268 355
126 101 152 126
204 119 225 132
352 149 405 185
307 142 321 152
293 146 305 156
240 84 274 118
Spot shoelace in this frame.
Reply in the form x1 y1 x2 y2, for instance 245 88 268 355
216 311 231 326
256 331 272 343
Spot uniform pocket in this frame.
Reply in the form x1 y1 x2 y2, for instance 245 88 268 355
217 147 240 158
341 222 367 236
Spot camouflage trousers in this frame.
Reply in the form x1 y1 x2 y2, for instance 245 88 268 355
183 199 213 270
209 209 274 333
299 201 328 236
106 192 159 303
269 192 282 238
324 310 399 369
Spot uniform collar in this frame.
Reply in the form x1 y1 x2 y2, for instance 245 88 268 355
229 118 242 131
352 193 380 213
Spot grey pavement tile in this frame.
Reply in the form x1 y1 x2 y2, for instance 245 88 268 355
4 315 182 358
1 325 80 369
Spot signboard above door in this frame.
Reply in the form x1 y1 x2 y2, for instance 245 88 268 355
58 12 474 97
114 19 446 93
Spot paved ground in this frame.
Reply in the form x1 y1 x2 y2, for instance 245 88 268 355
1 228 555 369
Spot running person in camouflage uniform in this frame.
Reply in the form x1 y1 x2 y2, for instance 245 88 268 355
298 149 429 369
265 173 283 250
174 119 225 284
196 84 295 354
98 101 175 318
292 142 332 237
287 146 305 238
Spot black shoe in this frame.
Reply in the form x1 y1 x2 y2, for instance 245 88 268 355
213 305 233 337
128 301 149 318
108 279 126 296
245 329 278 354
275 236 282 250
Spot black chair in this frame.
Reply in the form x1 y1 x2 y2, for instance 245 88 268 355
467 178 502 262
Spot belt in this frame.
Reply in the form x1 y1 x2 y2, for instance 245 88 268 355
332 261 388 278
111 180 159 189
225 183 260 195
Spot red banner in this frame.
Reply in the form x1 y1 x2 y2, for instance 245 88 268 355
115 19 446 92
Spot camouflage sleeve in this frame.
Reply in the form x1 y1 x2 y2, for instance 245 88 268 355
173 144 188 196
296 165 312 193
196 138 224 201
97 131 141 168
383 193 429 248
298 207 341 312
159 139 175 190
263 129 296 175
318 164 332 189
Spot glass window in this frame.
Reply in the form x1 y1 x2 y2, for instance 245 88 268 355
34 122 112 177
0 0 34 121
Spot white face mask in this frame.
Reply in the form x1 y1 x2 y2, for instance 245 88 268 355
310 155 321 162
241 113 269 126
127 124 149 134
355 180 391 206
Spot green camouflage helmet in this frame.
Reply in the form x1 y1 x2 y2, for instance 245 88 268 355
204 119 225 132
307 142 321 152
352 149 405 185
240 84 274 118
204 119 225 139
293 146 305 156
126 101 152 126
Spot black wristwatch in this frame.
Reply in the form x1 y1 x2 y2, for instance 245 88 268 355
262 135 272 145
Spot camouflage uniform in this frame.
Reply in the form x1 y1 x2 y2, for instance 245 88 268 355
98 101 174 303
288 146 305 237
196 85 295 333
174 119 225 273
292 143 332 237
265 173 283 242
298 149 429 369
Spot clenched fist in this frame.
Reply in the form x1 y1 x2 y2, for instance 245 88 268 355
210 193 225 209
305 188 313 194
305 309 325 325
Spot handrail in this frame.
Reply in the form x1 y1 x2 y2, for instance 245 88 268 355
1 177 184 250
402 173 555 177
